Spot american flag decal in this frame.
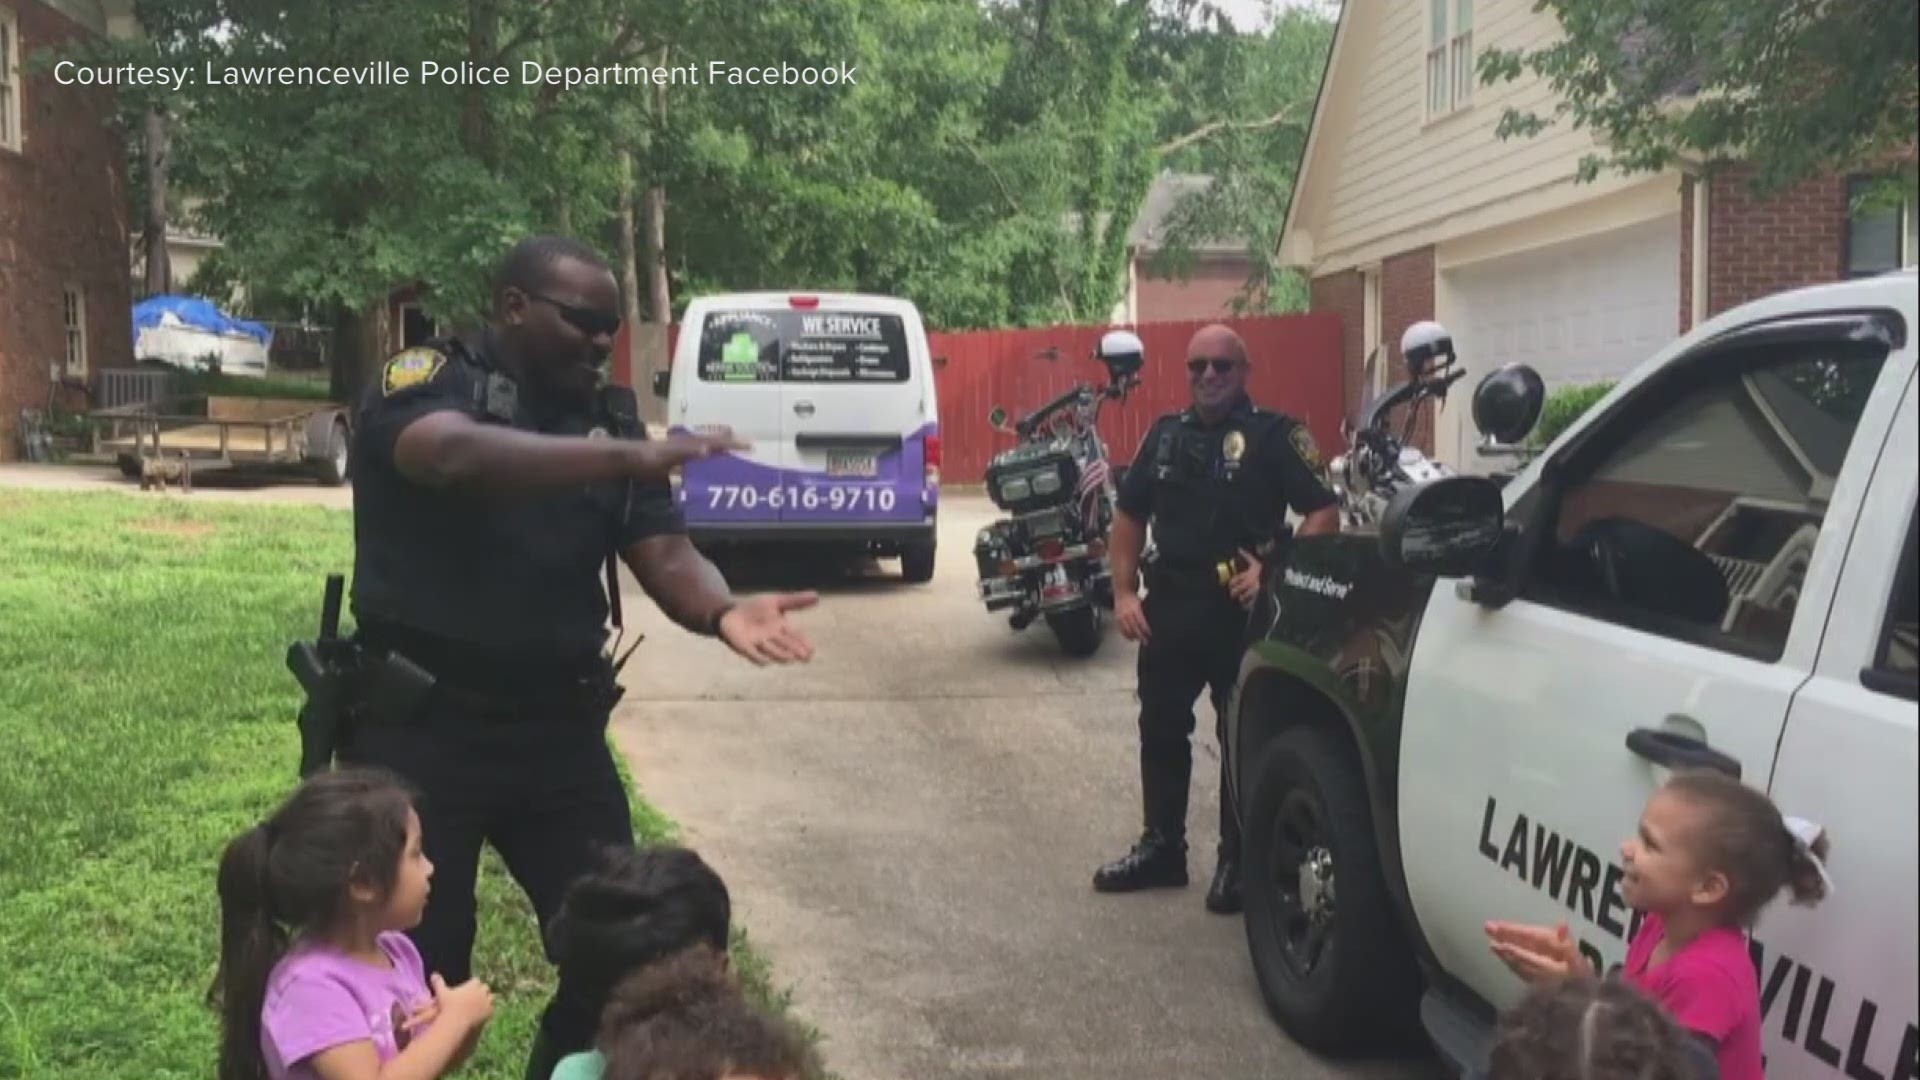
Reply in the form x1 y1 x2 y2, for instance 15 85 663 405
1077 458 1109 522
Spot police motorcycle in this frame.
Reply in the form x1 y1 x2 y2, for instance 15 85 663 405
1326 321 1544 529
973 331 1144 657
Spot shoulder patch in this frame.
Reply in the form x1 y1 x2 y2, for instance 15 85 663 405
1288 424 1323 471
381 348 445 396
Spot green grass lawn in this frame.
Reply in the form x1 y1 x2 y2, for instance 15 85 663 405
0 489 811 1079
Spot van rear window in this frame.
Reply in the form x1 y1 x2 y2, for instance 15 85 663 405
697 310 911 383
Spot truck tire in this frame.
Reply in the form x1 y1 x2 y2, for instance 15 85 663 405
313 418 351 486
901 539 937 584
1046 605 1103 658
1242 725 1420 1052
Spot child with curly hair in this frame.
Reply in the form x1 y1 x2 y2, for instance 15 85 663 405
538 844 733 1079
1489 977 1717 1080
597 945 818 1080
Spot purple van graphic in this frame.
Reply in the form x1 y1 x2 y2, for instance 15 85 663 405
676 420 938 526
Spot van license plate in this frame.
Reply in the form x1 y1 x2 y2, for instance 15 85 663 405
826 451 877 477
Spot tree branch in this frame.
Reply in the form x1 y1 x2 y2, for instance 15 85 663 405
963 140 1076 321
1155 102 1304 155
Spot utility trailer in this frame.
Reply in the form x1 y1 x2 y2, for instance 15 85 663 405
89 395 352 490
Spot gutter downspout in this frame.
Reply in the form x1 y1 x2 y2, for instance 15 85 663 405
1691 172 1710 329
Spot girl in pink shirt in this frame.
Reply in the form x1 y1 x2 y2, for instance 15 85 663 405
1487 770 1834 1080
210 768 496 1080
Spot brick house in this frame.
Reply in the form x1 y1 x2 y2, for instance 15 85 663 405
1279 0 1918 468
1110 171 1262 325
1 0 137 460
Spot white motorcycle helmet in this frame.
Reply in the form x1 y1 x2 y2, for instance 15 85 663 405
1400 320 1454 376
1095 330 1145 379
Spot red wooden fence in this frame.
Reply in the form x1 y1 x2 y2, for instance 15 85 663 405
930 313 1344 484
616 311 1345 485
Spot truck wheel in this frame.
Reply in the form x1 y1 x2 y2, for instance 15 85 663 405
314 419 350 486
1242 726 1419 1052
901 539 937 584
1046 605 1103 658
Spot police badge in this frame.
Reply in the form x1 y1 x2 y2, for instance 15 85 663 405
1222 429 1247 476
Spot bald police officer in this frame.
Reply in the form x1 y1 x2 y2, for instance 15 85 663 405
1095 324 1340 913
338 236 818 1073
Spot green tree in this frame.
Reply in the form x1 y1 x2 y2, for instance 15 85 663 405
1151 4 1334 313
1479 0 1919 201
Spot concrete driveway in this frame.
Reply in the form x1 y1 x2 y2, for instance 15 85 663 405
610 495 1443 1080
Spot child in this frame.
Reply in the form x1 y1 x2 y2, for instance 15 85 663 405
210 768 494 1080
1489 976 1715 1080
1486 769 1833 1080
597 945 818 1080
539 844 733 1079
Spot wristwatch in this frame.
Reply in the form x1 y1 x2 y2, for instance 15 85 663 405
704 603 736 638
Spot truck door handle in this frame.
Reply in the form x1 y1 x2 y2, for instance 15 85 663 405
1626 728 1742 779
793 401 815 418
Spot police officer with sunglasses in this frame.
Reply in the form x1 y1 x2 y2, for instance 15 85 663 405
336 235 819 1077
1093 324 1340 912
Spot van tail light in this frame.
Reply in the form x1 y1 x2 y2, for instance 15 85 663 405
789 295 819 309
923 431 941 485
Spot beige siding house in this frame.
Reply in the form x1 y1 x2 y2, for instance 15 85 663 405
1281 0 1917 469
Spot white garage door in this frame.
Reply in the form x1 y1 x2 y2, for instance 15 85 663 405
1439 215 1680 467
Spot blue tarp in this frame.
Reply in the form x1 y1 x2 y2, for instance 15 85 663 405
131 295 272 345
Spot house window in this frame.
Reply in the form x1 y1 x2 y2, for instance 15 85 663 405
1846 176 1914 278
1 7 22 152
64 287 88 376
1427 0 1474 118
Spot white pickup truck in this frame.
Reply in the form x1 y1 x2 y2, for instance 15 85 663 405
1225 270 1918 1079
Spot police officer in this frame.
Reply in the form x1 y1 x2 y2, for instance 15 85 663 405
1094 324 1340 913
337 235 818 1074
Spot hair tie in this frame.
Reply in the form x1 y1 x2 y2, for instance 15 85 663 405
1783 816 1836 902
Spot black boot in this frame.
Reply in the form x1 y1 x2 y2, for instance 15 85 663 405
1093 830 1189 893
1204 854 1242 914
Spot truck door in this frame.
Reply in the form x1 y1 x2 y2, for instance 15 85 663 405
1397 313 1907 1036
1759 371 1917 1080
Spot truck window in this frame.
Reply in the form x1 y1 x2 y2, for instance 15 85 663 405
1866 510 1919 699
1527 337 1890 661
696 310 912 384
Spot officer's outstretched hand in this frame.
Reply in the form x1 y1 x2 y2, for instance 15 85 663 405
718 592 820 666
626 430 751 481
1228 549 1263 610
1115 591 1150 643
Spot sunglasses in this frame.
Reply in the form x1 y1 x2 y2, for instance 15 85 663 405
527 291 622 338
1187 356 1241 375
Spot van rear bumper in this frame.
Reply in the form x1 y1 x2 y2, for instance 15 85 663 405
687 519 936 545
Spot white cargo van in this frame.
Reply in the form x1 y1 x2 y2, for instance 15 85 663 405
654 292 941 582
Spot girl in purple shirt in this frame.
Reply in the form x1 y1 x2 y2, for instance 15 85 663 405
211 768 495 1080
1488 770 1834 1080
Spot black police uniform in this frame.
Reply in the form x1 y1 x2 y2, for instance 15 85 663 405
1098 394 1336 901
339 328 682 1061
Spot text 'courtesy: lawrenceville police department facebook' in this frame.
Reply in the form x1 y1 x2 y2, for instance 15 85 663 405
50 59 859 91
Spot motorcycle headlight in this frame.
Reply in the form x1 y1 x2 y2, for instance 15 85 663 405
999 475 1031 502
1030 469 1063 496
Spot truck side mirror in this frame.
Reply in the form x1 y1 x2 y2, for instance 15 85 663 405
651 370 671 399
1379 476 1505 578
